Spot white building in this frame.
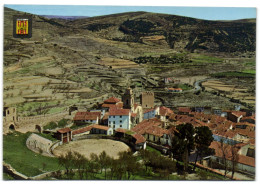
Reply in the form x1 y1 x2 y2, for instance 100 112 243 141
108 108 131 131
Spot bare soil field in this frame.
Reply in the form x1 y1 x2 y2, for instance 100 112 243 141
202 80 255 107
53 139 130 159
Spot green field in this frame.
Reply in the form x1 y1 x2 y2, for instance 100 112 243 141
211 71 255 78
191 55 224 64
242 70 256 74
3 131 63 177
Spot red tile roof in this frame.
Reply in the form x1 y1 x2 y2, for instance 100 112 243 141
92 124 110 131
131 113 137 117
178 107 191 113
210 141 255 167
101 103 117 108
104 97 121 104
109 108 130 116
132 134 146 144
241 116 255 121
102 112 109 120
160 106 173 116
144 108 155 113
74 111 100 121
132 118 177 137
145 126 168 137
231 111 247 118
72 125 93 135
116 128 128 134
57 127 71 133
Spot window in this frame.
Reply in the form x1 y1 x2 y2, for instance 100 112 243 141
120 120 122 123
113 116 115 118
109 116 111 118
113 121 115 124
120 125 122 127
120 115 122 118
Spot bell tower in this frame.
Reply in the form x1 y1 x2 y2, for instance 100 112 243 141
122 88 134 111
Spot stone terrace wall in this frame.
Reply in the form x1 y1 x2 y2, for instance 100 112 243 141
14 111 69 133
18 111 68 125
3 162 28 180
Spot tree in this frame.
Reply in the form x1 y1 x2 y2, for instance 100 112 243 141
193 126 215 171
98 151 111 179
72 151 87 180
58 151 74 178
118 151 142 180
89 153 101 178
171 123 195 173
230 144 239 179
219 139 229 178
138 149 152 172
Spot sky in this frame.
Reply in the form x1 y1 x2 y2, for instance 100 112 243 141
4 5 256 21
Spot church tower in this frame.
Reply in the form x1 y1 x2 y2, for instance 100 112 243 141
122 88 134 111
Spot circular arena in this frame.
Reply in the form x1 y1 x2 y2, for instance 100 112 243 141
53 139 130 159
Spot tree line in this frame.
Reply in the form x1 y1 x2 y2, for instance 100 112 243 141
55 148 177 180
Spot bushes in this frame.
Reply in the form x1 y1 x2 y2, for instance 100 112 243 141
43 122 57 130
43 119 69 130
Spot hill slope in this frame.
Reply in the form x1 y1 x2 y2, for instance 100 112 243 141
69 11 256 53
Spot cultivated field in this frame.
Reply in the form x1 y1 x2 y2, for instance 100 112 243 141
53 139 130 159
202 80 255 107
99 57 139 69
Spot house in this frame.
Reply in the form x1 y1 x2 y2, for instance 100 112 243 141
73 111 101 125
158 106 173 121
108 108 131 130
72 125 93 137
207 141 255 175
101 112 109 126
240 116 255 124
227 111 246 123
91 124 113 135
132 118 178 147
143 108 157 120
168 88 183 92
212 107 222 116
178 107 191 115
194 107 204 113
99 97 123 111
115 128 146 150
73 124 113 137
236 142 255 158
55 127 72 143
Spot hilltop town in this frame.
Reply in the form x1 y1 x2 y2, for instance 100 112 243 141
3 87 255 180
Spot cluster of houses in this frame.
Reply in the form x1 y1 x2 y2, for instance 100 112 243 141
54 87 255 176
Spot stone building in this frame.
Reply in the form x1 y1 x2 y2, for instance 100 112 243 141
55 127 72 144
3 107 18 132
122 88 134 111
140 92 154 109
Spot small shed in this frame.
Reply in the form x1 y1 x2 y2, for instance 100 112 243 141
56 127 72 143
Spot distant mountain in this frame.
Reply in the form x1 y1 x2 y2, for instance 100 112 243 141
40 15 89 20
69 11 256 53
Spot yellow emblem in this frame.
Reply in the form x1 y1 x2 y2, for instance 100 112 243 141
16 19 28 35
